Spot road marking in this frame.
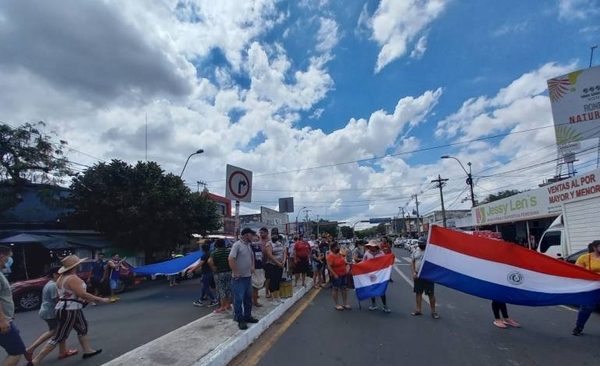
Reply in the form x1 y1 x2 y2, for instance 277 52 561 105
558 305 578 313
237 287 322 366
393 265 430 305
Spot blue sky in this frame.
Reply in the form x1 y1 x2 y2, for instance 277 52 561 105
0 0 599 227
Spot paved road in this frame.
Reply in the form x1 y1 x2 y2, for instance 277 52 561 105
231 247 600 366
13 278 210 366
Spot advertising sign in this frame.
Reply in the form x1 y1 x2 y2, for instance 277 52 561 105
474 168 600 225
547 65 600 150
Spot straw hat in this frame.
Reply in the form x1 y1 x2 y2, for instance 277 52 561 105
58 255 87 274
365 240 380 248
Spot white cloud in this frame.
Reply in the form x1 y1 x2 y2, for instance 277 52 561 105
363 0 448 73
558 0 600 20
491 21 529 37
410 36 427 59
316 17 340 53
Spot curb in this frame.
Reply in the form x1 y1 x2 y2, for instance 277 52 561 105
193 282 312 366
101 280 314 366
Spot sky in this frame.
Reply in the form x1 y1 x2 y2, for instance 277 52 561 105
1 0 599 229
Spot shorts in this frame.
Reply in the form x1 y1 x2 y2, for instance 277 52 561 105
43 318 59 331
0 322 26 356
414 278 435 296
331 275 347 289
294 257 310 274
252 269 265 289
110 279 119 290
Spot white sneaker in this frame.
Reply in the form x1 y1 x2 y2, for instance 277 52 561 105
271 300 279 306
278 298 285 304
368 305 378 311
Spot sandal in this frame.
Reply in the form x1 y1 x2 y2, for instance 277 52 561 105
411 311 422 316
58 349 78 359
24 350 33 362
343 305 351 310
335 305 344 311
431 313 440 319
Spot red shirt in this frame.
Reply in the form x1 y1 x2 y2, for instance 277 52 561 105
381 242 392 255
327 253 347 276
295 241 311 258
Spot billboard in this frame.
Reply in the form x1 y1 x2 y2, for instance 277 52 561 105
547 65 600 152
473 168 600 225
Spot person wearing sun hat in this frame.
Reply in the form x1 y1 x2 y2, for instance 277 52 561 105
28 255 111 366
363 240 391 313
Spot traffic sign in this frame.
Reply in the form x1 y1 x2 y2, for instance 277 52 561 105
369 217 391 224
278 197 294 213
225 164 253 202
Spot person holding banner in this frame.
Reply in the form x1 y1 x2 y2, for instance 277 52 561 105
410 237 440 319
572 240 600 336
363 241 390 313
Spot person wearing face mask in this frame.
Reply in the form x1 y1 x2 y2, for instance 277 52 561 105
363 241 391 313
265 234 287 305
572 240 600 336
410 237 440 319
0 246 26 366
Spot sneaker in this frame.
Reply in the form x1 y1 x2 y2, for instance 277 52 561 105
278 298 285 304
271 300 279 306
238 321 248 330
90 302 97 306
207 301 219 308
368 305 378 311
503 318 521 328
192 301 204 307
572 326 583 336
383 306 391 313
244 316 259 323
493 320 507 329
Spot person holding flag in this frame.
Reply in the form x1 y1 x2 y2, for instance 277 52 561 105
411 237 440 319
572 240 600 336
363 241 390 313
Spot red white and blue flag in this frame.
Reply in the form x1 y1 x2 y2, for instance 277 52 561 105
419 226 600 306
351 254 395 301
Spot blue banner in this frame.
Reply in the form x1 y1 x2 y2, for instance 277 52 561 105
132 251 204 276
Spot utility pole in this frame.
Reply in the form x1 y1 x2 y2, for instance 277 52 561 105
304 209 312 238
412 194 421 235
316 214 320 237
432 175 449 228
196 180 207 193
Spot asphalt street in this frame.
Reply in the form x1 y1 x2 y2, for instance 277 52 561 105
12 277 210 366
230 247 600 366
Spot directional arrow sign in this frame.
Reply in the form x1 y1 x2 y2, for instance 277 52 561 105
225 164 253 202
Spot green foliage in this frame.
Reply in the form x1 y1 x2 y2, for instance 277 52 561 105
0 122 71 213
339 226 354 239
63 160 221 253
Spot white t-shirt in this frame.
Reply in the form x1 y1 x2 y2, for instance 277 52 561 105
411 248 424 272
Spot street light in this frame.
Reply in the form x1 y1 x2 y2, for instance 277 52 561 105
591 45 598 68
441 155 476 207
295 206 307 236
179 149 204 178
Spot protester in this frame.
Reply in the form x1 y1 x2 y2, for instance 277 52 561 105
105 253 123 302
380 236 393 282
257 228 271 298
0 245 25 366
572 240 600 335
24 267 78 362
319 238 330 285
251 233 266 307
86 252 106 299
187 244 218 308
208 239 233 313
327 242 351 311
410 237 440 319
491 301 520 329
229 228 258 330
265 233 287 305
29 255 111 366
363 241 391 313
288 236 297 277
294 237 311 287
311 243 325 288
352 240 365 264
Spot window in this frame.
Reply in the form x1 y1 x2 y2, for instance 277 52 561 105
539 231 561 253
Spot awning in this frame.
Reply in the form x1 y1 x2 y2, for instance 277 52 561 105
0 233 77 249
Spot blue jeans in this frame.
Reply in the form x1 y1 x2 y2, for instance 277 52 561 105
201 272 215 302
232 276 253 322
576 304 596 329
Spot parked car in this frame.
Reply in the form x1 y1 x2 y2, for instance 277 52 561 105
564 249 589 265
10 259 138 311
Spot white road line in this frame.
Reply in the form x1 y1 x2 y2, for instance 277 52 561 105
393 264 430 305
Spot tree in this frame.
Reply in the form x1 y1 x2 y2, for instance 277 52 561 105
63 160 221 257
0 122 71 213
339 226 354 239
485 190 522 203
